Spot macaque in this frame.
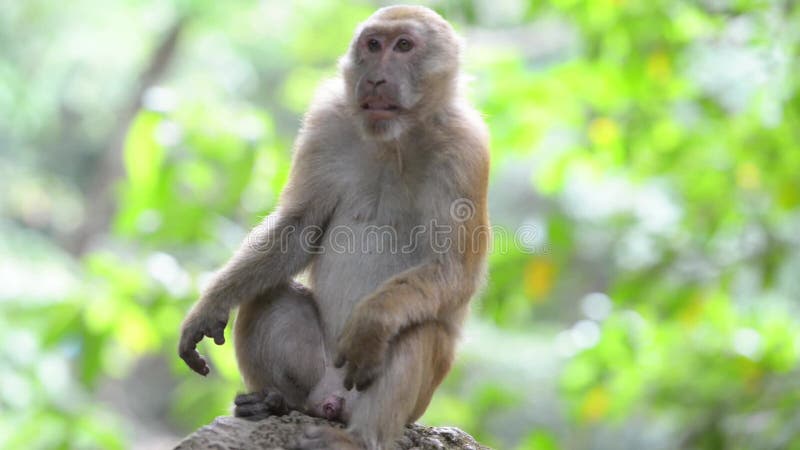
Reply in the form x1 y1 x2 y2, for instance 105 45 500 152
178 5 489 449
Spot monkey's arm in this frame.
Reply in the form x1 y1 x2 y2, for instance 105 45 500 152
194 200 330 314
358 252 481 328
179 136 337 375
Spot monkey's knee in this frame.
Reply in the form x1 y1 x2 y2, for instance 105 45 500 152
346 323 454 445
392 322 455 421
234 282 326 407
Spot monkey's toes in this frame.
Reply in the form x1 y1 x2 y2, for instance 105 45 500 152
233 390 288 420
234 390 266 406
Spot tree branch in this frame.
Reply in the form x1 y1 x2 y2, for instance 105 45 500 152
68 16 187 255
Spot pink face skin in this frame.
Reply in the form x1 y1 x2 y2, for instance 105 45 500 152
355 28 422 124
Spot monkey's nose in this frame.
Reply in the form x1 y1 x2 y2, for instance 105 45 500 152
367 79 386 87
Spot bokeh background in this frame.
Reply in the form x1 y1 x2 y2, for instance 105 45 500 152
2 0 800 448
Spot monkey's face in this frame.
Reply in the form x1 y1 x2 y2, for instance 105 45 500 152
343 7 461 141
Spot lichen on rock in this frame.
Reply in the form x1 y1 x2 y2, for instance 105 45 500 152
174 411 489 450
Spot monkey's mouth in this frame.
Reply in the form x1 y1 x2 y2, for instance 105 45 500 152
361 100 399 120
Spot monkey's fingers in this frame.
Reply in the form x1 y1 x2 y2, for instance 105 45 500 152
180 348 210 376
342 365 356 391
341 359 379 391
352 364 379 391
179 332 210 375
333 353 346 369
210 326 226 345
354 372 376 391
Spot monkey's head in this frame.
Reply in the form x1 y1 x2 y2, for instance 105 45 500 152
341 5 461 141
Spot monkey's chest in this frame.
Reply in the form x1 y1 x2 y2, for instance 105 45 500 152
311 175 433 341
345 167 425 225
313 212 428 342
336 189 429 257
317 180 426 269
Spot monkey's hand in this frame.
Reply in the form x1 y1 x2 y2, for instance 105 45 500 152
334 307 389 391
178 302 229 376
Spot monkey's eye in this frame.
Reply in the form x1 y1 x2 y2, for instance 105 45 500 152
394 38 414 52
367 38 381 53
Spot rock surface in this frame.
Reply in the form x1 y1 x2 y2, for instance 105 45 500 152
174 411 488 450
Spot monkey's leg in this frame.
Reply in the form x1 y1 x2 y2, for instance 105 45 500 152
233 281 326 420
297 322 454 450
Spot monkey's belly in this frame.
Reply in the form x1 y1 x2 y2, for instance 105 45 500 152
310 224 428 343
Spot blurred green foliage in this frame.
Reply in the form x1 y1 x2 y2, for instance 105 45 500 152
1 0 800 449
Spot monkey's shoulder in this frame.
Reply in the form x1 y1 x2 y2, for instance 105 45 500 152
297 87 361 157
425 105 490 189
432 103 489 155
300 78 351 130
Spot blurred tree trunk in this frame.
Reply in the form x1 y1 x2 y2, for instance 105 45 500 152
68 17 187 255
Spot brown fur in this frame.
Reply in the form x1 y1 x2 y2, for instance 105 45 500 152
178 6 489 449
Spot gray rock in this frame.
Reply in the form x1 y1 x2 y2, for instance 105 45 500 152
174 411 489 450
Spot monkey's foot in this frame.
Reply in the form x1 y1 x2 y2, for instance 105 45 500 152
233 389 289 420
293 426 362 450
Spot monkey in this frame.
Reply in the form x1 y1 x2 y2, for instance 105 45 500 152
178 5 490 449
